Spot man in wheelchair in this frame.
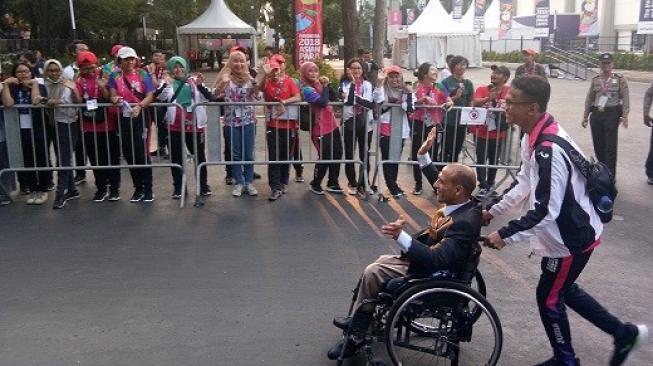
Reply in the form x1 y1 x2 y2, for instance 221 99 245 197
327 132 483 360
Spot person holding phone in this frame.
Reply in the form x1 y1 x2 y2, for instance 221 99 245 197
441 56 474 163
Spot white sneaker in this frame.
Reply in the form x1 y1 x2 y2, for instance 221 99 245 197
232 184 244 197
246 183 258 196
347 185 358 195
26 192 38 205
33 192 48 205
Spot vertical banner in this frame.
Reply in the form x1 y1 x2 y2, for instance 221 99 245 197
474 0 488 33
499 0 513 39
578 0 599 36
638 0 653 34
452 0 464 20
534 0 550 38
389 10 402 26
295 0 323 66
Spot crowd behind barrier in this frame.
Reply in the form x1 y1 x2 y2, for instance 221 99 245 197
0 99 521 208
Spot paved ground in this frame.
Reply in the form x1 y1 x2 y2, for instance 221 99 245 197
1 66 652 366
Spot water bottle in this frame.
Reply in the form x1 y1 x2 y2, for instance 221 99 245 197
596 195 613 213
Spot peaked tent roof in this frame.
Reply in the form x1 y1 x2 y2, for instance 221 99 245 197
407 0 476 35
177 0 255 35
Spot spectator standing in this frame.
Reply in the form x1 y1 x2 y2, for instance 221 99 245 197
441 56 474 162
63 40 90 185
582 53 629 179
643 82 653 184
108 47 156 203
470 65 511 197
437 54 454 83
146 49 170 158
0 81 14 205
515 48 546 79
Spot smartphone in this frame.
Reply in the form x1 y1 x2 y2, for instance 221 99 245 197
39 97 49 104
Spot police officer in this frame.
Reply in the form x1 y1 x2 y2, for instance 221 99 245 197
644 82 653 184
582 53 629 178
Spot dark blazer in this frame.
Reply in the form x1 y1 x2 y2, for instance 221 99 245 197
405 199 483 277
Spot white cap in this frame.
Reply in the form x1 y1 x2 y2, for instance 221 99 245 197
117 47 137 59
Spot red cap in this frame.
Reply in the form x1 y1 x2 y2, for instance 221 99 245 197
385 65 403 75
521 48 538 56
76 51 98 67
110 44 123 57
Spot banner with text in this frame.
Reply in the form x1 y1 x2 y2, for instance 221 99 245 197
499 0 513 39
474 0 488 33
295 0 323 66
534 0 550 38
638 0 653 34
453 0 464 20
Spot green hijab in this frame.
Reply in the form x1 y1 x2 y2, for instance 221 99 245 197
166 56 192 107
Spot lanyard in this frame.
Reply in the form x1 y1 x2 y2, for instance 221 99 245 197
80 78 99 99
599 74 612 94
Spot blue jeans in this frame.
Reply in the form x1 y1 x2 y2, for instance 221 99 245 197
226 124 255 185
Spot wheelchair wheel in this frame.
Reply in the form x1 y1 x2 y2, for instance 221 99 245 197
385 280 502 366
410 270 487 336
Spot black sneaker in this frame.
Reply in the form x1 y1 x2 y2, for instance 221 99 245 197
534 357 580 366
412 186 423 195
142 191 155 203
225 176 234 185
326 184 344 194
130 190 144 203
200 186 213 196
108 189 121 201
610 324 649 366
66 189 80 201
309 184 325 195
52 194 67 210
20 186 31 195
171 189 182 200
93 190 109 202
268 190 282 201
46 182 56 192
74 175 86 185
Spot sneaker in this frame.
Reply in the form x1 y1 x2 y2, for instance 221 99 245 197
130 190 144 203
93 190 109 202
412 186 423 195
171 189 182 200
232 184 244 197
32 191 48 205
326 184 344 194
534 357 580 366
108 189 121 201
142 191 155 203
347 185 358 195
26 192 38 205
46 182 55 192
20 186 31 195
281 184 289 194
246 183 258 196
225 176 234 185
0 196 11 206
52 194 66 209
66 189 80 201
253 172 262 180
648 177 653 185
268 190 282 201
295 175 305 183
309 184 325 195
74 175 86 185
610 324 649 366
477 188 489 197
200 186 213 196
389 188 404 198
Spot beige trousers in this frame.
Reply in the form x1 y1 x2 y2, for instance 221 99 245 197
353 254 409 310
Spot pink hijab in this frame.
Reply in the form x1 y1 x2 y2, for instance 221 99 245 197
299 62 322 93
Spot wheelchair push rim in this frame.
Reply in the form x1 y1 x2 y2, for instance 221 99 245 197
385 281 502 366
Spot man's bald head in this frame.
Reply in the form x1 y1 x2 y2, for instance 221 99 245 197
442 163 476 198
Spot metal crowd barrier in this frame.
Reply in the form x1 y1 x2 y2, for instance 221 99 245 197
373 104 521 203
0 102 189 207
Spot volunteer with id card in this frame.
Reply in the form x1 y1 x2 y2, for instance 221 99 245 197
582 53 629 179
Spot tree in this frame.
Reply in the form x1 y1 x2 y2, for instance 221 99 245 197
372 0 386 65
342 0 358 62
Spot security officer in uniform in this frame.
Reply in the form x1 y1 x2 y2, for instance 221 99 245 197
582 53 629 178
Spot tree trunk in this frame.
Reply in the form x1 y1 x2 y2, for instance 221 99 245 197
342 0 358 63
372 0 386 67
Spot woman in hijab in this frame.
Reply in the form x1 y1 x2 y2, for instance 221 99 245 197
213 50 263 197
159 56 213 199
43 59 82 209
299 62 343 195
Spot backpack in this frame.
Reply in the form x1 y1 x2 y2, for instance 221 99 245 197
539 134 617 223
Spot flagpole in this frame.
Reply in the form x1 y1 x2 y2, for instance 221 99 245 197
68 0 77 38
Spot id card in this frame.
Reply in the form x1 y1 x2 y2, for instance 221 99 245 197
86 99 98 111
597 95 608 108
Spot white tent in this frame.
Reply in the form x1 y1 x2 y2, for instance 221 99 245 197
480 0 541 53
176 0 258 64
396 0 482 69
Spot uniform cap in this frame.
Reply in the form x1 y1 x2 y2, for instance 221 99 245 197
599 53 613 63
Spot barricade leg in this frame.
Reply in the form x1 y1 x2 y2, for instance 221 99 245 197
410 120 434 193
222 125 233 184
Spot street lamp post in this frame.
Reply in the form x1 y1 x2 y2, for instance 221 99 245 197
68 0 77 38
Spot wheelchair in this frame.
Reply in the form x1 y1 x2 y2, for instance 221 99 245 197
335 239 502 366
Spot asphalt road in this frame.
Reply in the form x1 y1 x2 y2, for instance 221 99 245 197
1 67 651 366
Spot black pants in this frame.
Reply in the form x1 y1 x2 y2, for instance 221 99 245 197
84 131 121 192
290 132 303 176
170 130 207 191
74 127 86 179
312 129 343 187
223 125 232 178
442 120 467 163
118 117 153 192
343 117 372 187
53 121 80 196
266 127 291 191
537 249 625 365
380 135 404 193
589 109 620 178
18 126 49 192
154 106 169 151
475 137 504 189
410 119 437 189
646 126 653 179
